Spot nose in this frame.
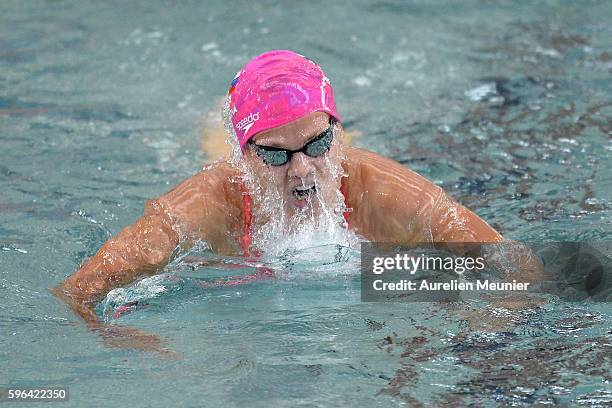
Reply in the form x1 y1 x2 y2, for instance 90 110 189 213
287 152 315 179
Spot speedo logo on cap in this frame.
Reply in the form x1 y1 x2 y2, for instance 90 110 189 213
235 112 260 134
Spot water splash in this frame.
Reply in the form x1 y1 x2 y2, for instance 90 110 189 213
100 274 171 321
221 95 359 257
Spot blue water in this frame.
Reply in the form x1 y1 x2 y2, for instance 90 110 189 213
1 0 611 406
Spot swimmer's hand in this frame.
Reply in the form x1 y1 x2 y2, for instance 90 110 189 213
51 286 179 358
481 240 547 283
51 194 188 356
90 323 180 359
458 241 547 333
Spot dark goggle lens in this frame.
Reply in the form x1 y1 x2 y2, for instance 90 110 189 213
304 127 333 157
256 149 289 166
251 121 335 166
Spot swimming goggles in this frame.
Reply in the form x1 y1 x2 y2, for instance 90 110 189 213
248 118 336 166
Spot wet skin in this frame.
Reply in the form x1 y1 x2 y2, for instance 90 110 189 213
57 111 507 302
54 111 545 353
243 112 343 216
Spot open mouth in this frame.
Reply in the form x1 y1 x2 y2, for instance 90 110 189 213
292 185 317 200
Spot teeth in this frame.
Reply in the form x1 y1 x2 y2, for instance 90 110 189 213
293 185 316 198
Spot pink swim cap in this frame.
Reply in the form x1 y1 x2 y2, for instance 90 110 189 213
228 50 341 148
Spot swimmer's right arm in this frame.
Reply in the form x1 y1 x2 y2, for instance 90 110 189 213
53 163 241 323
49 201 183 355
52 203 180 321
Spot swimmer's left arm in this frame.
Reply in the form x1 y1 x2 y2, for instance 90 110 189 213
381 160 545 322
346 148 543 280
428 187 503 243
428 188 546 280
345 148 503 243
347 149 545 333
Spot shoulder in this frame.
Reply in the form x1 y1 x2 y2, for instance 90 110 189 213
342 147 439 196
340 147 445 242
145 160 243 233
160 161 241 202
140 160 245 253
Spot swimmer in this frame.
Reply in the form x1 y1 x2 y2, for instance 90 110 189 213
53 50 542 347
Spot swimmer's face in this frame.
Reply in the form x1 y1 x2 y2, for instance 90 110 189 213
244 111 344 217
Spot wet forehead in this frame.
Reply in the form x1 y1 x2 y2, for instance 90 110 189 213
252 111 330 149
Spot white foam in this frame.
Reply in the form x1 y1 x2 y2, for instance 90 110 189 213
465 83 496 101
352 76 372 87
201 42 218 52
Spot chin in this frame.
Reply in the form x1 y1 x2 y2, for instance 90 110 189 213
286 194 321 216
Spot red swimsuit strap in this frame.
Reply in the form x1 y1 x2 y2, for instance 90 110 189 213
241 191 253 256
239 179 351 255
339 176 351 227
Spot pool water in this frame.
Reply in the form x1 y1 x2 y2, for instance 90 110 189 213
1 0 611 406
